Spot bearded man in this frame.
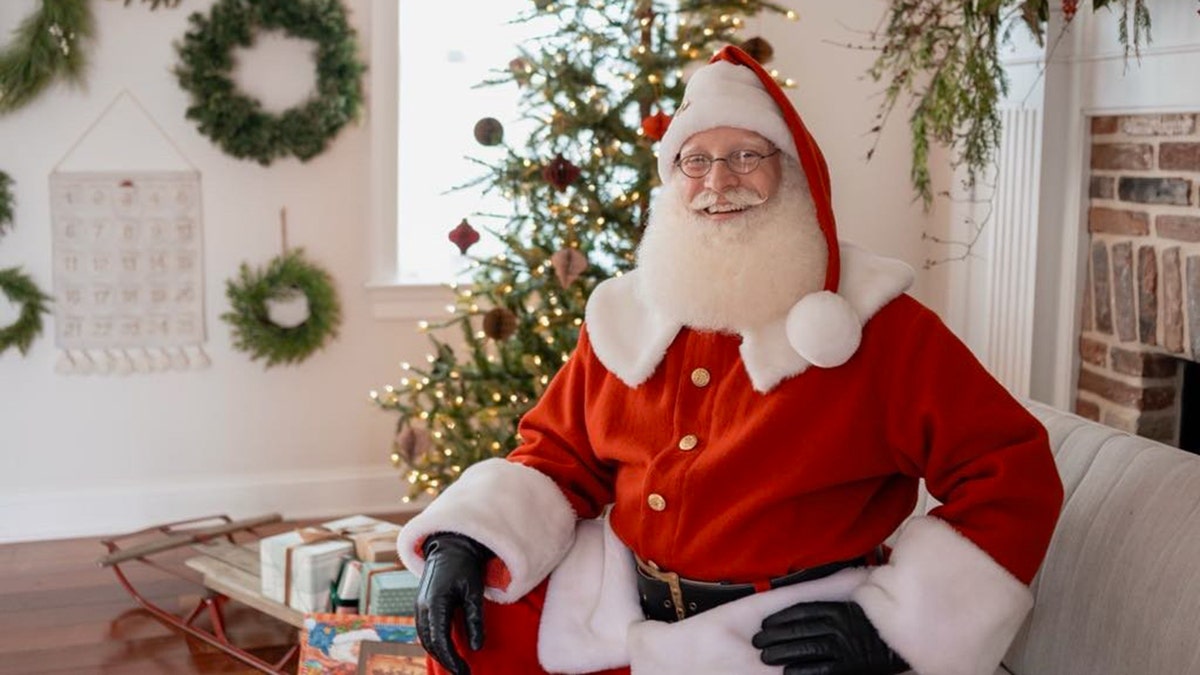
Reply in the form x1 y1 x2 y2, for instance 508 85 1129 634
397 46 1064 675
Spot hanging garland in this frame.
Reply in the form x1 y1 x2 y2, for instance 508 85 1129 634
222 248 341 367
0 267 52 357
870 0 1159 207
173 0 365 165
0 0 93 115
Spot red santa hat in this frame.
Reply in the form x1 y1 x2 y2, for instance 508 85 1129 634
658 46 861 368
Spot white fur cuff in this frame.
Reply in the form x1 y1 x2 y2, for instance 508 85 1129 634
853 516 1034 675
396 459 577 603
628 568 870 675
538 518 642 673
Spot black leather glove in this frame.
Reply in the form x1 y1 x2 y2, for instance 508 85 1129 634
415 533 494 675
752 601 910 675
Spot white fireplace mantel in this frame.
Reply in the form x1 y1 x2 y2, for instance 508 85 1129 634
963 3 1200 410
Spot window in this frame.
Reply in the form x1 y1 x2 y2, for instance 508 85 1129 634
385 0 547 287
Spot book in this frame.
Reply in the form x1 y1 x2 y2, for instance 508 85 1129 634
298 612 424 675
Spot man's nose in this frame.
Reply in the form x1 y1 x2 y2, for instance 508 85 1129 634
704 160 739 192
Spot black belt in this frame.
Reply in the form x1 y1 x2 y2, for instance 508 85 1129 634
636 554 870 623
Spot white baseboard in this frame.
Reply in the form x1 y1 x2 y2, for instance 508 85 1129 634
0 466 429 544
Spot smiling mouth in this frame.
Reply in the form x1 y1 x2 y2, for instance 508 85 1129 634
704 203 750 215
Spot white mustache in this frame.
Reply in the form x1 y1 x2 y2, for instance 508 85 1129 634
688 187 768 211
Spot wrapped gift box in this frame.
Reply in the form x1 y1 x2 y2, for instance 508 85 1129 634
323 514 401 562
359 562 419 616
260 515 394 612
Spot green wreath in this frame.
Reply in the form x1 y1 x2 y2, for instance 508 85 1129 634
222 248 341 367
0 267 52 356
0 171 13 238
173 0 365 165
0 0 93 115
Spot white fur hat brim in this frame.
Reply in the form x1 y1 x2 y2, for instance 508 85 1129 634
657 61 799 180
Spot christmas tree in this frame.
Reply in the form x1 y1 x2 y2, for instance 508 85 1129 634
372 0 795 501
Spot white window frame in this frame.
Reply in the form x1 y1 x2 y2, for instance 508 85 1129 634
364 0 453 320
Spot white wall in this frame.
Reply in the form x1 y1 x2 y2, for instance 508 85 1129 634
0 1 931 542
0 0 432 542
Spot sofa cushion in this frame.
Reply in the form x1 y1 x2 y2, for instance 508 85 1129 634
1002 401 1200 675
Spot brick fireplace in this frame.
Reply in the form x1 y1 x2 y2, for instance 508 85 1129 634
1076 113 1200 449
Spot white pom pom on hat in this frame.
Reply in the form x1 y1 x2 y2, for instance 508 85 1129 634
785 290 862 368
659 46 863 367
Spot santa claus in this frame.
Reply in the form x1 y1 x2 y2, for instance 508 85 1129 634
397 46 1064 675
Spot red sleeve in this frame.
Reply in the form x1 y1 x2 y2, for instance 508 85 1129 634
507 324 616 519
880 299 1064 584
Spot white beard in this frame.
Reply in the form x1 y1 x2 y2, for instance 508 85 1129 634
635 160 828 333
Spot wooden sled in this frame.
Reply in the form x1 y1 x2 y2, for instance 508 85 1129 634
97 514 302 674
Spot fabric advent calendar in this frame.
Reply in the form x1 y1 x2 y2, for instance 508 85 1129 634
51 92 209 374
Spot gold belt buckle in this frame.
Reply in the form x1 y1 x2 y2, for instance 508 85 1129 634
638 556 687 621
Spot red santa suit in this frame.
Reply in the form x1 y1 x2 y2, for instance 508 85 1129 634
398 47 1063 675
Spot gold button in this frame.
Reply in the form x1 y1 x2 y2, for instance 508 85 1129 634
648 493 667 511
690 368 711 387
678 434 698 451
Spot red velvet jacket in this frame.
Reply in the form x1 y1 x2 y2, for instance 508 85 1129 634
509 294 1062 586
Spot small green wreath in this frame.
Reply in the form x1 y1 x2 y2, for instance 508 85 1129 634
173 0 365 165
0 267 52 356
0 0 93 115
222 248 341 367
0 171 13 238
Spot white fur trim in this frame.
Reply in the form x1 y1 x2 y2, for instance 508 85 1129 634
627 568 871 675
586 243 913 392
739 316 811 392
853 516 1034 675
395 459 577 603
839 243 916 318
538 518 642 673
585 272 679 388
657 61 798 180
785 291 861 368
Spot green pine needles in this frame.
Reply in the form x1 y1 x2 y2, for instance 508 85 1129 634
0 0 93 115
0 172 13 238
869 0 1154 207
173 0 366 165
0 267 52 357
222 249 342 367
372 0 793 500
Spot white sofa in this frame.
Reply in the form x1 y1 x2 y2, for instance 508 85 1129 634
994 400 1200 674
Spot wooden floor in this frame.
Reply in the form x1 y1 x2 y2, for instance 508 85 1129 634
0 514 412 675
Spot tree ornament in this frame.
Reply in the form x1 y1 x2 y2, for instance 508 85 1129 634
221 248 342 367
542 154 581 192
482 307 518 340
0 171 13 238
393 423 433 466
740 37 775 64
1063 0 1079 21
532 0 553 10
473 117 505 146
0 0 93 115
448 219 480 255
641 111 671 141
173 0 366 165
508 57 533 86
0 267 52 357
550 248 588 287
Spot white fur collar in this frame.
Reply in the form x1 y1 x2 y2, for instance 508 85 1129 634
585 243 914 393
